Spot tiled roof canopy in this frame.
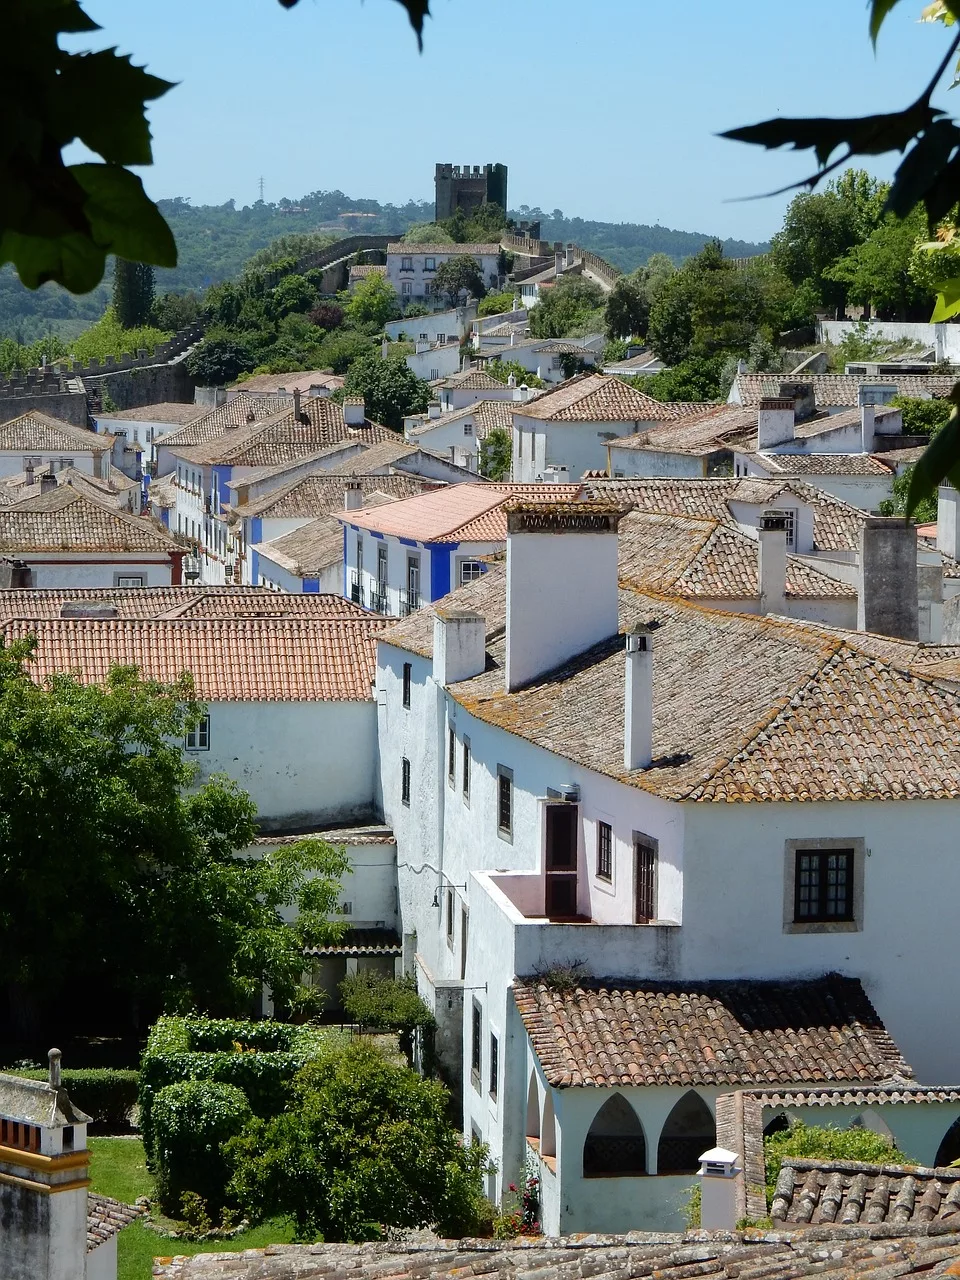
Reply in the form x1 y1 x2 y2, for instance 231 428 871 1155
0 586 371 621
771 1158 960 1227
87 1194 142 1252
439 370 506 390
519 374 716 423
383 563 960 802
341 483 580 544
513 974 911 1088
732 372 959 408
0 411 112 453
99 402 206 425
233 473 425 521
0 616 386 701
386 242 500 254
160 393 291 449
0 489 177 553
408 400 514 440
151 1229 960 1279
253 516 344 576
739 451 896 477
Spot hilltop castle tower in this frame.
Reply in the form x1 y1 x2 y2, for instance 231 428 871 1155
434 163 508 222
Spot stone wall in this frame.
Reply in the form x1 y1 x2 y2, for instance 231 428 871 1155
0 391 88 428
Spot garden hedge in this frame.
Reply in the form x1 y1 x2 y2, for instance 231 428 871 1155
151 1079 252 1215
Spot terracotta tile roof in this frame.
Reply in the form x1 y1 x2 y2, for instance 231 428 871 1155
581 477 866 552
0 586 371 621
348 264 386 279
252 516 344 576
86 1193 142 1251
0 615 387 700
617 511 856 602
741 1084 960 1108
513 974 911 1089
252 821 395 846
478 320 529 338
341 483 580 544
771 1158 960 1226
0 465 138 509
160 394 291 449
740 451 896 477
408 399 514 440
305 927 401 957
147 472 177 509
0 410 112 453
613 407 756 455
439 369 506 390
384 563 960 802
320 439 417 473
98 402 206 425
233 473 426 521
732 373 959 408
151 1231 960 1280
519 373 716 423
230 371 344 394
386 242 500 254
171 398 395 468
223 443 362 489
0 488 176 553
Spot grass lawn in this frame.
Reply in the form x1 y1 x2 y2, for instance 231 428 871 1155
88 1138 295 1280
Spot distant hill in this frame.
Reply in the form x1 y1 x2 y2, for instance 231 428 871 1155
0 189 769 341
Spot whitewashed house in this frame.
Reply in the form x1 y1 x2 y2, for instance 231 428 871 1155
375 501 960 1234
404 401 515 473
385 243 503 306
728 371 959 412
339 483 580 616
437 369 517 413
385 305 476 346
153 392 300 479
251 516 347 594
480 337 598 385
0 410 115 481
95 402 208 477
513 375 714 483
403 339 462 383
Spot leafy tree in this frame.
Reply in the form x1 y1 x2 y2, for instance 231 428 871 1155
226 1041 490 1242
891 394 955 436
528 274 605 339
344 272 400 329
243 232 338 274
824 207 932 320
271 273 317 319
0 644 349 1033
646 272 696 364
185 331 259 385
603 255 675 339
314 330 377 375
432 256 487 306
152 1080 252 1216
69 306 170 362
308 301 344 331
152 290 200 331
640 356 726 403
477 290 516 318
648 240 768 365
402 223 454 245
485 359 545 389
341 352 430 428
339 972 436 1064
113 259 156 329
478 425 513 480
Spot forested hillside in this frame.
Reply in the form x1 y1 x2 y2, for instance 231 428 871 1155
0 189 768 341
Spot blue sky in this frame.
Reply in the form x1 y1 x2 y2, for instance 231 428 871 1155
74 0 954 243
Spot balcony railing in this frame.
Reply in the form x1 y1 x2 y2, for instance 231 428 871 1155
349 573 364 606
370 589 387 614
399 588 420 617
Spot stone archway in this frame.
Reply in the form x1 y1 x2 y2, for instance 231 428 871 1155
583 1094 647 1177
657 1091 715 1174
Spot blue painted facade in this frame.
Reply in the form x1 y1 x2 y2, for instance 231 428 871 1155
303 579 320 593
429 542 454 602
250 516 263 585
212 465 232 513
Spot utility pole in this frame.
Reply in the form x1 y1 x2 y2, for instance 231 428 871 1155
258 175 264 202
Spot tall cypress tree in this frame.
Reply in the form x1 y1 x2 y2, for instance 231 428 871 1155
113 258 156 328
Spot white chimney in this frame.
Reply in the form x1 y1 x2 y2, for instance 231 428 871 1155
698 1147 742 1230
382 340 390 359
344 480 364 511
514 383 532 403
624 625 654 771
428 400 442 420
433 608 486 685
343 398 366 427
505 502 625 692
938 484 960 560
555 251 564 276
461 355 472 372
861 403 876 453
757 397 795 450
758 511 788 615
507 373 517 388
509 332 516 346
309 383 332 399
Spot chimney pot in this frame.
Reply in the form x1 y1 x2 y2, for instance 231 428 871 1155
938 484 960 560
293 387 302 420
343 398 366 427
344 480 364 511
433 608 487 685
428 400 442 420
757 397 795 450
861 403 876 453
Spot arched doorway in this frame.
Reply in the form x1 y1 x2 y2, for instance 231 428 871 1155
542 1091 557 1159
583 1095 647 1177
763 1111 790 1137
657 1091 716 1174
936 1116 960 1167
526 1074 540 1142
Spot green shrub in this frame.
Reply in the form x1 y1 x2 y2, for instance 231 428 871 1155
765 1120 913 1203
139 1017 338 1160
14 1068 138 1133
152 1080 252 1215
339 973 436 1065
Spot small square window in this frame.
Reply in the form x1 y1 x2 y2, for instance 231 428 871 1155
462 736 471 802
597 821 612 882
401 756 411 806
464 423 473 437
115 575 144 588
497 766 513 838
185 714 210 751
460 560 483 586
489 1031 499 1099
402 662 412 709
794 849 854 922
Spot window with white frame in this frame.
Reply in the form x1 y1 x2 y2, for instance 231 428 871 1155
115 575 144 588
459 560 483 585
424 257 436 271
401 281 413 297
401 256 413 271
185 715 210 751
464 424 473 436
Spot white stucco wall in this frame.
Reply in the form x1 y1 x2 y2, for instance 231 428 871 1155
607 447 707 479
343 529 499 615
25 556 174 589
190 700 379 830
85 1233 117 1280
405 343 462 383
512 417 645 483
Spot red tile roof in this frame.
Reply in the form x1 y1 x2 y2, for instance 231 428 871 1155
340 483 581 543
519 373 716 423
0 488 177 553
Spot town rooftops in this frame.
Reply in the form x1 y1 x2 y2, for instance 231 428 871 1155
170 397 394 467
159 393 292 450
97 402 207 425
0 488 177 554
0 464 139 509
231 472 426 522
438 369 505 391
730 372 959 408
252 516 345 577
87 1194 142 1252
617 511 856 602
340 482 581 544
228 371 344 394
349 264 386 280
383 562 960 803
513 973 910 1088
738 451 897 477
386 242 501 255
0 614 387 701
0 586 371 621
408 399 515 440
611 406 756 456
771 1158 960 1227
517 373 715 423
0 410 113 453
151 1226 960 1279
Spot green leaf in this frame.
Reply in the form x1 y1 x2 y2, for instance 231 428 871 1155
721 102 939 170
870 0 903 46
931 274 960 320
906 396 960 516
0 228 106 293
71 164 177 266
884 119 960 217
55 50 175 165
276 0 430 48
